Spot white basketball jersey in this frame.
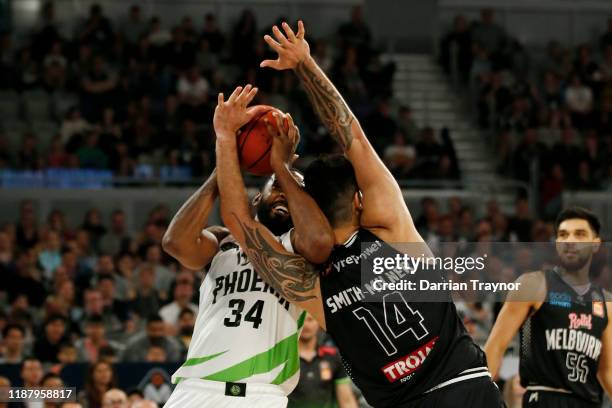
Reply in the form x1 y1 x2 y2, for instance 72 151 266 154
171 231 305 395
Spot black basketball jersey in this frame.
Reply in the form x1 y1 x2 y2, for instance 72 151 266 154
520 268 608 403
319 228 486 407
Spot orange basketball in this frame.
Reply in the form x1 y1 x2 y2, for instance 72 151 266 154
237 105 286 176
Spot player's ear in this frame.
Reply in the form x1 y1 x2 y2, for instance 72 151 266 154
592 236 602 254
353 191 363 212
252 192 262 207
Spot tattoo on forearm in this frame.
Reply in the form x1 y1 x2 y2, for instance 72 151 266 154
296 60 354 150
235 215 318 302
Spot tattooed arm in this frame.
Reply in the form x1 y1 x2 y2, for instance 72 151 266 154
261 21 423 243
214 85 326 326
162 170 222 270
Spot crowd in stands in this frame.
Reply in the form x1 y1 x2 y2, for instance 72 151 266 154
0 2 466 184
440 10 612 217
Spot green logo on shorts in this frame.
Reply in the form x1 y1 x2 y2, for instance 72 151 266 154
230 385 241 396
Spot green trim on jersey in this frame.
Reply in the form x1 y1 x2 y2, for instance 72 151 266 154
182 350 228 367
297 311 307 329
202 330 301 384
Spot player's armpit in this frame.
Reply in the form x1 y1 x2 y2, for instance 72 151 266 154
484 271 545 379
597 293 612 397
232 215 327 328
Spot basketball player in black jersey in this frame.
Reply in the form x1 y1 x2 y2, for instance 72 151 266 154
214 21 503 407
485 207 612 407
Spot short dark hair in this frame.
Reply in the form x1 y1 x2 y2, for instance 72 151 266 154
85 315 104 326
179 308 195 319
555 207 601 236
41 372 62 384
3 323 25 338
45 314 66 326
304 155 358 226
147 314 164 325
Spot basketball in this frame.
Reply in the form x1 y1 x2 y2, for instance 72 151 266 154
237 105 285 176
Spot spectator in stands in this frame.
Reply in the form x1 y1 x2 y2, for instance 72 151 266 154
0 323 26 363
75 315 122 362
512 128 548 183
80 55 117 122
159 279 197 325
145 343 167 363
131 264 162 318
201 13 224 55
101 389 128 408
82 210 107 252
564 73 593 130
78 4 114 53
415 127 444 178
79 360 117 408
81 288 122 337
338 5 372 65
33 314 68 363
439 15 472 84
396 106 420 144
16 132 42 171
38 230 62 279
20 357 43 387
0 376 9 408
143 244 173 297
96 275 129 325
42 372 65 408
77 129 109 169
365 99 397 155
142 369 172 406
42 41 67 94
540 163 564 218
574 160 599 190
384 139 417 179
471 9 506 56
288 314 358 408
122 315 181 362
176 308 195 351
333 47 367 108
47 137 71 168
6 249 46 307
550 128 582 184
122 5 146 48
176 66 209 122
508 197 533 242
231 9 257 66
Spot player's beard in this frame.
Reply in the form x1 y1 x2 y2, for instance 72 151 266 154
558 244 593 272
257 200 293 236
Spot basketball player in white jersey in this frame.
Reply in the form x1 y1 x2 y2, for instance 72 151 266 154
162 88 334 408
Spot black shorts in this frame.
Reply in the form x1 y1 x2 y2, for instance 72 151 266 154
522 391 600 408
400 376 504 408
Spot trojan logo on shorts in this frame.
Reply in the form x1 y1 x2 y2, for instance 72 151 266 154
381 337 438 383
568 313 592 330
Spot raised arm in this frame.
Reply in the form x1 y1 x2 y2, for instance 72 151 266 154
213 85 326 326
161 170 221 270
261 21 420 242
484 271 545 378
265 113 334 264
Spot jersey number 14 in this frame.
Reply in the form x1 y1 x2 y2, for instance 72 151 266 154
353 291 429 356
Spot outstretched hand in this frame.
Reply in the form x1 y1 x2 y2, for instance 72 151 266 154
213 84 259 137
260 20 310 71
268 112 300 170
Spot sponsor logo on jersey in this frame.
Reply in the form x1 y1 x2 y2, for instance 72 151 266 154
593 301 605 318
381 336 438 383
330 240 383 273
549 292 572 308
319 361 332 381
568 313 592 330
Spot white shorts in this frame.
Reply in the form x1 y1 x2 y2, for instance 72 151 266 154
163 378 288 408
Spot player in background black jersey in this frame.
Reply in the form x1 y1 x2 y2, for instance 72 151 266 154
485 207 612 407
214 21 503 407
